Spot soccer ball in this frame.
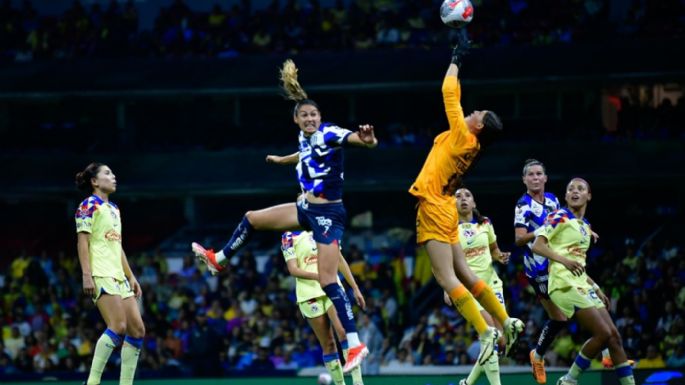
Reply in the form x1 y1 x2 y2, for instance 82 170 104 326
440 0 474 28
317 372 332 385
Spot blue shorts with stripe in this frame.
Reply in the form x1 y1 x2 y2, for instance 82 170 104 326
296 199 346 245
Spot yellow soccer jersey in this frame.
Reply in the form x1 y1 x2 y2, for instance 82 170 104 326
75 195 125 281
281 231 341 303
458 218 498 281
535 208 592 293
409 76 480 203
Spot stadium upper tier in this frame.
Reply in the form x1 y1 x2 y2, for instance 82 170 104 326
0 41 683 93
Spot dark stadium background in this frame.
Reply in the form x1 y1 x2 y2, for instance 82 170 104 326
0 1 684 384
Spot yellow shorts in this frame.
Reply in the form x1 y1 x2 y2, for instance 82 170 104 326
416 199 459 244
298 296 333 319
475 274 504 312
92 276 134 304
550 286 605 318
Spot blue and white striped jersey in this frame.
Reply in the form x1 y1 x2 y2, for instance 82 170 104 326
514 192 560 278
297 122 352 201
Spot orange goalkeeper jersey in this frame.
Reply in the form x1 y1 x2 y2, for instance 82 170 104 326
409 76 480 203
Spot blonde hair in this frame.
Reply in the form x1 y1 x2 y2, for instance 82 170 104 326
280 59 308 102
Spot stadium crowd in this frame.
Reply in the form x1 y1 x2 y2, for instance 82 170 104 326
0 0 683 61
1 230 684 377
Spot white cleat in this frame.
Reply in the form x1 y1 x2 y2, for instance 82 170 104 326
478 326 500 365
556 375 578 385
504 317 525 356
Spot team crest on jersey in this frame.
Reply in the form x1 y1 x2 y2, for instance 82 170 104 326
531 201 544 217
463 229 475 244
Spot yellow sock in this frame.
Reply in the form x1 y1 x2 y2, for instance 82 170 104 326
471 280 508 324
449 285 488 334
120 336 143 385
323 353 345 385
87 329 121 385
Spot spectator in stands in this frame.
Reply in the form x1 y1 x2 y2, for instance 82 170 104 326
636 344 666 369
666 345 685 368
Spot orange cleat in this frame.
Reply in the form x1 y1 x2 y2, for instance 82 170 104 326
343 343 369 373
601 357 635 368
191 242 223 275
530 350 547 384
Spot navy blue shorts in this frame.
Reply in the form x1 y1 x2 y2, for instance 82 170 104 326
296 199 346 245
527 274 550 299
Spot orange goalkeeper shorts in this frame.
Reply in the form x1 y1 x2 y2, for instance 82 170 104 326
415 198 459 244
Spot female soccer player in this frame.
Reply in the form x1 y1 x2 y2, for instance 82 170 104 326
513 159 564 384
408 40 523 366
75 163 145 385
532 178 635 385
192 59 376 372
451 188 510 385
281 230 365 385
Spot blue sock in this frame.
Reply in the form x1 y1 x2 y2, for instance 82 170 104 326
322 283 356 333
104 328 123 346
221 216 254 261
615 362 634 380
568 351 591 380
124 336 143 349
535 320 566 356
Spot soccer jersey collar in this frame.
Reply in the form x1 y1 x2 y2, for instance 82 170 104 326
561 206 590 224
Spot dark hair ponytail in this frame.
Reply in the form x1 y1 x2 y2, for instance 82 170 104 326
472 207 487 225
75 162 104 193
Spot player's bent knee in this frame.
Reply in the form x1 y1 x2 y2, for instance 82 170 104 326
131 324 145 338
111 321 127 335
594 326 612 343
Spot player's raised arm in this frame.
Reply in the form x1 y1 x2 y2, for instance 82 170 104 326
346 124 378 148
266 151 299 165
443 30 470 137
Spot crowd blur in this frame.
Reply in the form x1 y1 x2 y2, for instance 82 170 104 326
0 0 683 61
1 229 684 377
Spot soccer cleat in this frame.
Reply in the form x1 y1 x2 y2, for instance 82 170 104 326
477 327 500 365
601 357 635 368
191 242 223 275
503 317 525 356
530 349 547 384
459 379 468 385
343 343 369 373
556 375 577 385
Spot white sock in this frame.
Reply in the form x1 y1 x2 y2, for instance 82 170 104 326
346 332 360 347
215 250 226 264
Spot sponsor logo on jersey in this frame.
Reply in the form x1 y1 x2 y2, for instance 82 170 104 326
104 229 122 242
